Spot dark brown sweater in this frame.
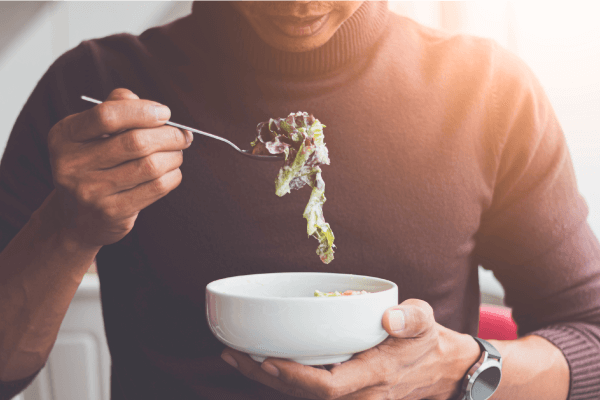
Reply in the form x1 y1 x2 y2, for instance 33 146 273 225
1 2 600 399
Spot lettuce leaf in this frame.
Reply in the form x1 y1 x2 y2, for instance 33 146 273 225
251 112 335 263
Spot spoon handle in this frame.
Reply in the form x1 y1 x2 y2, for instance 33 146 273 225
80 96 242 152
163 120 242 152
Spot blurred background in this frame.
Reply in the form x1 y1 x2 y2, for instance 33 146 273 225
1 2 598 400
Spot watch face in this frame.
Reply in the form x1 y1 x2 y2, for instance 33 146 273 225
472 366 501 400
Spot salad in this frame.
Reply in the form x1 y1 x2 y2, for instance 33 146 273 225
314 290 370 297
251 112 335 264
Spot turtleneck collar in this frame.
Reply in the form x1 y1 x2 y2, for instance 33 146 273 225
184 1 389 76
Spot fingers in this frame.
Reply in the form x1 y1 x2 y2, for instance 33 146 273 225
46 88 186 246
221 349 321 399
105 151 184 193
382 299 435 338
60 88 171 142
92 87 142 140
84 124 192 170
109 168 183 216
218 301 440 400
220 348 372 400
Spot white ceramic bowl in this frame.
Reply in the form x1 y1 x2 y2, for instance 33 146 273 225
206 272 398 365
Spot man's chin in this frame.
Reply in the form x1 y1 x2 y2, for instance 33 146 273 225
255 30 334 53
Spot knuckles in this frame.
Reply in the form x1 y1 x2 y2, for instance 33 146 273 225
107 88 137 101
120 126 186 157
95 97 161 137
174 151 184 168
151 172 174 194
92 103 119 133
400 299 436 335
52 158 84 196
402 298 434 317
122 131 151 155
158 126 188 149
140 155 160 178
45 100 183 244
164 169 183 194
54 178 118 223
72 182 101 210
419 301 435 320
168 126 186 146
138 153 183 180
73 186 129 227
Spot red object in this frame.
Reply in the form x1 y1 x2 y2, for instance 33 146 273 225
478 305 518 340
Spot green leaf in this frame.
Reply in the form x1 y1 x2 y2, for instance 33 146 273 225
250 112 335 264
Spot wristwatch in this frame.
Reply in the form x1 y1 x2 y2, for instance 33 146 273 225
458 337 502 400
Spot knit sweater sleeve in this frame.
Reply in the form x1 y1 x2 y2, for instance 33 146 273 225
475 43 600 399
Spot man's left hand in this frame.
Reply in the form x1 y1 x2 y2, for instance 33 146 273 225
220 299 481 400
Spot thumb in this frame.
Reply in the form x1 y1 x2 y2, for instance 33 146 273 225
105 88 140 101
97 88 144 138
382 299 436 338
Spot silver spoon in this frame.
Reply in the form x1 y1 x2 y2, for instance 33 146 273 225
81 96 283 161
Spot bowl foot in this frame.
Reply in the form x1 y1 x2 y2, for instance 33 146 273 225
249 354 353 365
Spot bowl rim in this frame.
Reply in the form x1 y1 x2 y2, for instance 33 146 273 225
205 271 398 301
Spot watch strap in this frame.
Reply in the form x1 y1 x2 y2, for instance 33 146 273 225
457 336 503 400
473 337 502 363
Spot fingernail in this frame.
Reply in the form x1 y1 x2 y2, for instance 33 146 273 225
390 309 405 333
185 130 193 144
221 353 238 369
154 105 170 122
261 361 279 377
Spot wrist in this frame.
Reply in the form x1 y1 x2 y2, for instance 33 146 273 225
436 326 482 400
31 190 102 254
29 191 102 264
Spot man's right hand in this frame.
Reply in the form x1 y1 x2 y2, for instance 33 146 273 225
47 88 193 248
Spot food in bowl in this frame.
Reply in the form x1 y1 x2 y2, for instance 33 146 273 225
250 112 335 264
314 289 370 297
206 272 398 365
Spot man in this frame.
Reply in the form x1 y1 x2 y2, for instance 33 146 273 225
1 1 599 399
